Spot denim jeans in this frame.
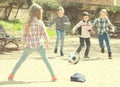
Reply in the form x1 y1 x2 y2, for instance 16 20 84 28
10 45 55 77
98 32 111 53
55 30 66 52
76 37 91 57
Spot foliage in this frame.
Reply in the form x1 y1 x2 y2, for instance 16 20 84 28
109 6 120 13
35 0 60 10
0 19 23 31
96 5 120 13
62 2 83 8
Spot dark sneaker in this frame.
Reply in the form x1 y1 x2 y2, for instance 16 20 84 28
60 51 64 56
54 49 57 53
101 47 105 53
108 52 112 59
8 74 14 80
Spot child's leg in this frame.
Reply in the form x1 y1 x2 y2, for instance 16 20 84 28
76 37 84 54
103 33 111 53
60 31 65 56
8 47 33 79
98 34 104 48
84 38 91 57
54 30 60 53
98 34 105 53
103 33 112 59
37 45 55 77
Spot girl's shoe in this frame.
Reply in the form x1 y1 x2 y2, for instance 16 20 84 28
52 76 57 82
8 74 14 80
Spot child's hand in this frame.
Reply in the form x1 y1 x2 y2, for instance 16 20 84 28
44 40 49 48
72 30 75 34
22 42 25 50
91 31 95 35
110 27 115 33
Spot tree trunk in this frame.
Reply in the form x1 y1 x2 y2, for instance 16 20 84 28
14 8 19 20
2 4 13 20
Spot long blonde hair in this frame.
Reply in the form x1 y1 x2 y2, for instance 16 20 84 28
25 4 43 33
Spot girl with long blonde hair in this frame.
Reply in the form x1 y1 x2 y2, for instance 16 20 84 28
8 4 57 81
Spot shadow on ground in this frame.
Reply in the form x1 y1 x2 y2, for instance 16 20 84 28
0 80 52 85
0 48 21 54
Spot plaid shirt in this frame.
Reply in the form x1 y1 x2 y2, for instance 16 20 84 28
93 17 114 34
22 17 48 48
49 15 70 31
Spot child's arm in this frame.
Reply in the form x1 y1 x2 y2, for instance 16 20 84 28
40 21 49 48
72 22 81 34
48 16 56 28
92 18 98 27
21 23 29 49
40 21 49 40
88 22 95 34
107 18 115 32
64 16 71 26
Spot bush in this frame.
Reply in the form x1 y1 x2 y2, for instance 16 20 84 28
35 0 60 10
0 20 23 31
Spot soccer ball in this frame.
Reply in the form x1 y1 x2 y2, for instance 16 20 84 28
68 52 80 64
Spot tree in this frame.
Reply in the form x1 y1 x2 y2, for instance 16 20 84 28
1 0 33 20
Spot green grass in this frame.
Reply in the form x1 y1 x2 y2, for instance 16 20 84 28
0 20 23 31
0 20 56 37
46 27 56 37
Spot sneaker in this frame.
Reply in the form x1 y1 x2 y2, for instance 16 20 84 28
108 52 112 59
60 51 64 56
8 74 14 80
52 76 57 82
54 49 57 53
101 47 105 53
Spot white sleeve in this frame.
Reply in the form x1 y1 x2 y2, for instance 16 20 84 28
72 21 81 33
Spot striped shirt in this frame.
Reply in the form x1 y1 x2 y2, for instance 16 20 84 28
49 15 70 31
93 17 114 34
22 17 48 48
72 20 92 38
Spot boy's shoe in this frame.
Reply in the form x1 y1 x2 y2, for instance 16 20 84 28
52 76 57 82
60 51 64 56
54 49 57 53
101 47 105 53
108 52 112 59
8 74 14 80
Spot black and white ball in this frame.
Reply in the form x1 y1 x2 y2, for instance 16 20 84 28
68 52 80 64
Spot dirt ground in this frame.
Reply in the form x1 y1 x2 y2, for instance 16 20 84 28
0 35 120 87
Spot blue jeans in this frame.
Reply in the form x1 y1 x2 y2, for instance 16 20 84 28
98 32 111 53
10 45 55 77
76 37 91 56
55 30 66 52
